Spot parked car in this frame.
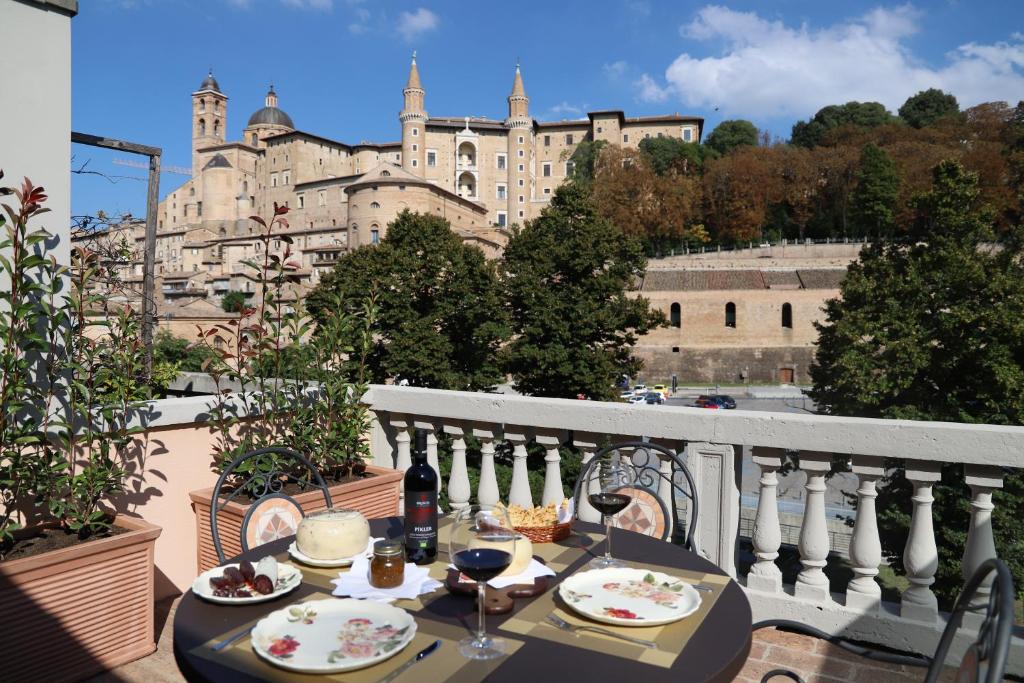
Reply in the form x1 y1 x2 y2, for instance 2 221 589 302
644 391 665 405
628 395 647 405
632 384 648 396
694 396 721 409
712 394 737 409
620 390 635 400
652 384 670 399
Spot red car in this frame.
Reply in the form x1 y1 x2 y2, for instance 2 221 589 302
694 396 721 409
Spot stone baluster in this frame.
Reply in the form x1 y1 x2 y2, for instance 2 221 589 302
445 423 470 512
748 447 784 593
472 424 499 508
414 420 440 495
901 462 941 622
651 438 682 540
846 455 883 611
536 430 564 506
962 465 1004 616
795 451 833 601
573 432 601 523
505 428 533 508
390 415 411 515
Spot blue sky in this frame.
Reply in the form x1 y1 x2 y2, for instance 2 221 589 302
72 0 1024 219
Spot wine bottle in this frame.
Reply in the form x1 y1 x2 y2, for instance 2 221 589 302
403 428 438 565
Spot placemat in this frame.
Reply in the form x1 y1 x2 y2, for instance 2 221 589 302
190 592 524 682
499 563 730 669
438 523 604 572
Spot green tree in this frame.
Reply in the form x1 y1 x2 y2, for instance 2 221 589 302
500 183 666 400
703 119 758 157
565 140 607 185
638 136 709 176
791 101 896 148
849 144 901 238
307 210 508 391
221 290 247 313
152 329 218 373
810 160 1024 605
899 88 960 129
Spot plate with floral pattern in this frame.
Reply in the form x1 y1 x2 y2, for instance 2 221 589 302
558 568 702 627
251 598 417 673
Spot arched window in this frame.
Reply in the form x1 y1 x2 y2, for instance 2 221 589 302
250 133 258 146
242 180 248 193
219 226 226 237
370 202 381 209
725 302 736 328
198 119 206 136
371 225 380 244
381 170 391 177
214 100 220 113
782 302 793 329
214 119 221 137
199 99 206 113
670 302 681 328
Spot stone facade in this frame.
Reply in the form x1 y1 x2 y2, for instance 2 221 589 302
73 57 702 314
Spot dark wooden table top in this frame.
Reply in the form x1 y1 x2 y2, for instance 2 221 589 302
174 518 751 682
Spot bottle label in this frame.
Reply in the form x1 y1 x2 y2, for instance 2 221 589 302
404 491 437 548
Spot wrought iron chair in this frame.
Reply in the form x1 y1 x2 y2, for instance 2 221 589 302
755 558 1015 683
210 446 333 564
571 440 699 550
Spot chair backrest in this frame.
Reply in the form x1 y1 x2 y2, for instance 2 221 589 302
572 440 698 550
925 558 1015 683
210 446 333 564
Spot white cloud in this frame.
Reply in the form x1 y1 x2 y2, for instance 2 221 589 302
549 102 584 117
635 73 670 103
281 0 333 9
603 60 628 79
348 6 370 33
654 4 1024 120
396 8 440 42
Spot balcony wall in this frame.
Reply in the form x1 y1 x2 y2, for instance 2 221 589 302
362 384 1024 674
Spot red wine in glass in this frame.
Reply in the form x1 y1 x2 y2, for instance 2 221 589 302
453 548 512 583
588 492 632 516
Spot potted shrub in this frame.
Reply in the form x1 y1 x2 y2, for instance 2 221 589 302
188 205 400 570
0 175 162 683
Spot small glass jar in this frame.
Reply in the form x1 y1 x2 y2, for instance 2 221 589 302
369 540 405 589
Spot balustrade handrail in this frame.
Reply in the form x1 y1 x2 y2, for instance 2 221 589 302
361 385 1024 467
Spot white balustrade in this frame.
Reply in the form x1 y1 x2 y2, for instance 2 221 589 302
445 424 470 512
962 464 1004 618
473 425 499 508
846 455 884 611
748 447 784 593
901 462 941 622
536 430 564 506
505 429 533 508
794 451 832 601
573 432 601 523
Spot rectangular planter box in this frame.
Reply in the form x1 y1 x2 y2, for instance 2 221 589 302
0 515 162 683
190 464 403 572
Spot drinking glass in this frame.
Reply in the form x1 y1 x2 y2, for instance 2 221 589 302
585 455 634 569
449 505 516 660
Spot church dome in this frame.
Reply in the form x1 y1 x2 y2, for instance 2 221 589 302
247 85 294 128
199 70 221 93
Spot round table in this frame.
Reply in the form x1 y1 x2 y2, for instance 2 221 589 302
174 518 751 682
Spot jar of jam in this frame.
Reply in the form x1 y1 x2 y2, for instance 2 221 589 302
369 540 405 589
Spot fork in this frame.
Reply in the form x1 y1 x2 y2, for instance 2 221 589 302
545 615 658 649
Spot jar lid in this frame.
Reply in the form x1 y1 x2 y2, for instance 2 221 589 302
373 540 403 557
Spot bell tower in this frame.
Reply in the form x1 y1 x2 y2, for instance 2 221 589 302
192 69 227 176
505 62 532 224
400 52 427 176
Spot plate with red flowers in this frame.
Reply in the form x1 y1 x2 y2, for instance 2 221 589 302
251 598 417 673
558 568 701 627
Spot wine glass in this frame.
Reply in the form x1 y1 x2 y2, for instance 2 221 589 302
585 454 634 569
449 505 517 660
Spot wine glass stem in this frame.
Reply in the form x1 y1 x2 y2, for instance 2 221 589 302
605 514 613 560
476 581 487 640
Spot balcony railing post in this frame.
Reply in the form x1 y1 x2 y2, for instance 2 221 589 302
749 447 784 593
846 454 884 611
901 461 941 622
573 432 602 523
684 441 740 577
962 464 1004 615
472 424 500 508
795 451 833 601
650 438 682 541
445 423 470 512
536 430 564 506
390 414 411 514
505 428 533 508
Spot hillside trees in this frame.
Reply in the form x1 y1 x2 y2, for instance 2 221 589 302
899 88 960 129
791 101 897 148
704 119 759 157
638 136 710 176
849 144 900 238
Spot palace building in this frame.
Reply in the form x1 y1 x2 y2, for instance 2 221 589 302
78 57 703 310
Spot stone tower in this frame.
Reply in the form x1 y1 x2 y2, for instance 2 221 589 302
192 70 227 176
505 63 531 224
400 52 427 176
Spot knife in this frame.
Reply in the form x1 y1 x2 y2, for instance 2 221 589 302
376 639 441 683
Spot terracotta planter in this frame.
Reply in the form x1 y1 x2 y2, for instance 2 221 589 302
0 515 162 683
190 464 403 572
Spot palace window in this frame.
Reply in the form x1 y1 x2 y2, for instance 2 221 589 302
597 127 603 133
381 170 391 176
658 132 663 138
496 184 507 200
566 134 574 145
371 227 380 244
544 187 551 195
214 120 220 137
782 303 793 329
412 128 418 136
412 159 418 167
297 194 305 209
725 302 737 328
318 191 326 206
518 179 524 187
519 194 524 204
544 135 550 147
370 201 381 209
683 128 693 142
251 133 258 145
197 201 202 216
198 119 206 136
271 173 278 187
496 154 507 170
543 163 551 177
412 144 418 151
518 149 524 158
518 210 524 218
518 163 524 172
565 160 575 176
670 303 681 328
496 212 507 227
190 186 195 196
399 185 406 191
283 171 290 185
427 151 436 167
214 100 220 113
623 134 629 143
518 135 524 144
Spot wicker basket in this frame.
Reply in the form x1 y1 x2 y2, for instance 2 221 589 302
514 521 571 544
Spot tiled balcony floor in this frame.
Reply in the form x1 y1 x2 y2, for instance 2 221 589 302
91 598 963 683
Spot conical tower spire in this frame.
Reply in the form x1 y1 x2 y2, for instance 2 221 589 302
405 51 423 90
507 61 529 121
510 61 526 98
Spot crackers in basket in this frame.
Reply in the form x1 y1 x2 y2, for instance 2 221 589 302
496 499 570 527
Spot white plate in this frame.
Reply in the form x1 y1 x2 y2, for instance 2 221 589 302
287 536 380 568
251 598 417 673
558 567 702 627
192 562 303 605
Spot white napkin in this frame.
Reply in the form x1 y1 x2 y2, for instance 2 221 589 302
558 498 575 523
449 558 556 589
331 553 442 603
